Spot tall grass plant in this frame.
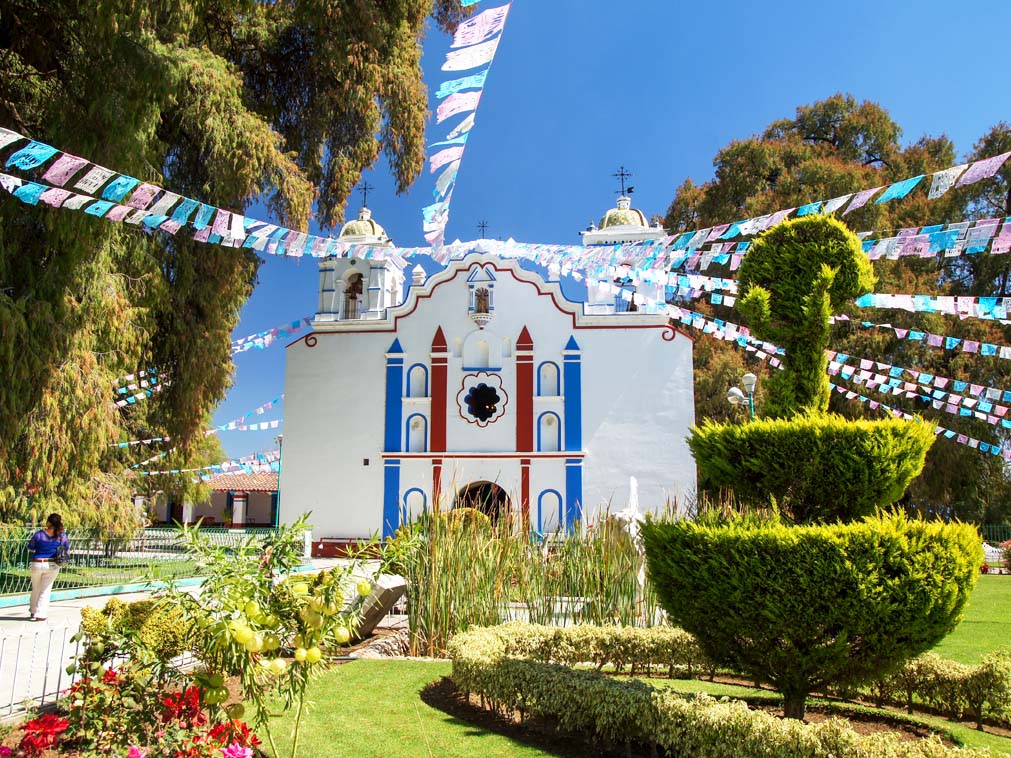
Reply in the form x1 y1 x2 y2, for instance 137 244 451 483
390 513 656 656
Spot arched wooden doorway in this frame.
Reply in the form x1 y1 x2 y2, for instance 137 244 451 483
455 481 510 525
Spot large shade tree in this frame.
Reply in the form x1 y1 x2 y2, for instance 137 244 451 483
0 0 470 526
666 94 1011 521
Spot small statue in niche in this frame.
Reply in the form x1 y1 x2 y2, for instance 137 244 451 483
474 287 490 314
343 273 363 319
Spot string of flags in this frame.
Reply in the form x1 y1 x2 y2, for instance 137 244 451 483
114 369 160 393
0 128 404 260
673 306 1010 462
3 122 1010 283
829 361 1011 431
852 292 1011 321
421 3 511 248
136 449 281 477
115 381 165 408
120 394 284 453
831 315 1011 359
828 351 1011 404
215 395 284 431
115 375 161 395
829 382 1011 461
232 318 311 355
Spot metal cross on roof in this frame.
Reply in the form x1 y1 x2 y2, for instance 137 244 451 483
613 166 634 196
477 220 489 237
357 180 374 207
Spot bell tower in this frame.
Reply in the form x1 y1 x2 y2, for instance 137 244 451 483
315 205 405 322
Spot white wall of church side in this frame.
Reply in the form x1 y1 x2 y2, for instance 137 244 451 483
579 328 696 518
280 332 389 537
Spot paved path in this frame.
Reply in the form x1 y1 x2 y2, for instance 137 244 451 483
0 558 355 719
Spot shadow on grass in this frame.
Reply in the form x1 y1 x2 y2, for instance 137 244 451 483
419 676 653 758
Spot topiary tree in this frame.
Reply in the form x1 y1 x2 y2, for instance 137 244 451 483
642 513 981 720
688 414 936 522
737 215 875 417
691 214 932 521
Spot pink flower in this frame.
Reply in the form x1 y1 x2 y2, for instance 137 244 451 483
0 746 12 758
127 748 147 758
220 745 253 758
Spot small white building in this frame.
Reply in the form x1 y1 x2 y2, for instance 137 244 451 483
280 200 696 540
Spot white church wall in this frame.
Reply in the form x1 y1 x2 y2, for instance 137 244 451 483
283 253 697 539
280 332 389 538
580 327 696 520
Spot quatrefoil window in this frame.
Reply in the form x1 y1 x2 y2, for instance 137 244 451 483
465 383 501 422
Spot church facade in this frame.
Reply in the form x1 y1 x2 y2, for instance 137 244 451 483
280 202 697 539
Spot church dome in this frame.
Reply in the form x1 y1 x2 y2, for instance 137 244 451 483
339 207 391 244
598 196 649 229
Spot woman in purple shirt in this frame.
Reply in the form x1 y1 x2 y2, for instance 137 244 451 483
27 513 69 621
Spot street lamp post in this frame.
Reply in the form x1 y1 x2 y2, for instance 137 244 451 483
727 372 758 420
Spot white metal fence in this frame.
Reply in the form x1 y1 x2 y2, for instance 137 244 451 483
0 622 81 719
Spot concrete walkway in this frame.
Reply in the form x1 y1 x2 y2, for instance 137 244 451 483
0 558 355 719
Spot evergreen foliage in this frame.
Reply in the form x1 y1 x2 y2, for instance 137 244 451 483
668 95 1011 519
642 512 981 720
738 215 874 416
0 0 468 527
688 414 936 522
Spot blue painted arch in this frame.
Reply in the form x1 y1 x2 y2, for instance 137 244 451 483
537 489 563 533
405 413 428 453
537 411 561 452
403 488 428 521
536 361 561 396
406 363 429 398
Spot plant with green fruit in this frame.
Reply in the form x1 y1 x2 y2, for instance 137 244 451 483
160 515 377 758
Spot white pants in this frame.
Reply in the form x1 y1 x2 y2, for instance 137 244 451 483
29 562 60 619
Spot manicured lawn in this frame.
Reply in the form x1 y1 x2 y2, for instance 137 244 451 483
261 577 1010 757
932 574 1010 664
264 660 560 758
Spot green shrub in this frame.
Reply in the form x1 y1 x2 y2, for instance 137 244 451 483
80 597 189 661
642 512 981 719
737 215 875 416
867 648 1011 730
688 414 936 521
449 624 987 758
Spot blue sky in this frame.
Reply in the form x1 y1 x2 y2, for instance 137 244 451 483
211 0 1011 460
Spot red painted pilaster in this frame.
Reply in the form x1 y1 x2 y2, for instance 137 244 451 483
520 458 531 528
431 327 448 453
516 326 534 452
432 459 443 512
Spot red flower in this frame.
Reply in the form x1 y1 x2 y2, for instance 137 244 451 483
18 713 69 756
208 720 262 748
161 686 207 726
103 668 120 684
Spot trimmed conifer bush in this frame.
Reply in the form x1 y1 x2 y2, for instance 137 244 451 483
642 512 981 719
737 215 875 417
688 413 936 521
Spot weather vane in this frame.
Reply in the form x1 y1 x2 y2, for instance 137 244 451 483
613 166 634 196
357 180 374 207
477 220 489 238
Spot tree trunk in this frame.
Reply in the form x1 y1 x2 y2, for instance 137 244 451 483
783 692 807 720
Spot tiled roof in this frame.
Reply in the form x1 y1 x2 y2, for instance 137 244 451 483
207 472 278 492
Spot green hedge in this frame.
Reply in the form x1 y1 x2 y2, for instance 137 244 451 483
450 624 988 757
865 651 1011 730
474 623 711 677
643 513 981 718
80 597 190 661
688 414 936 521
